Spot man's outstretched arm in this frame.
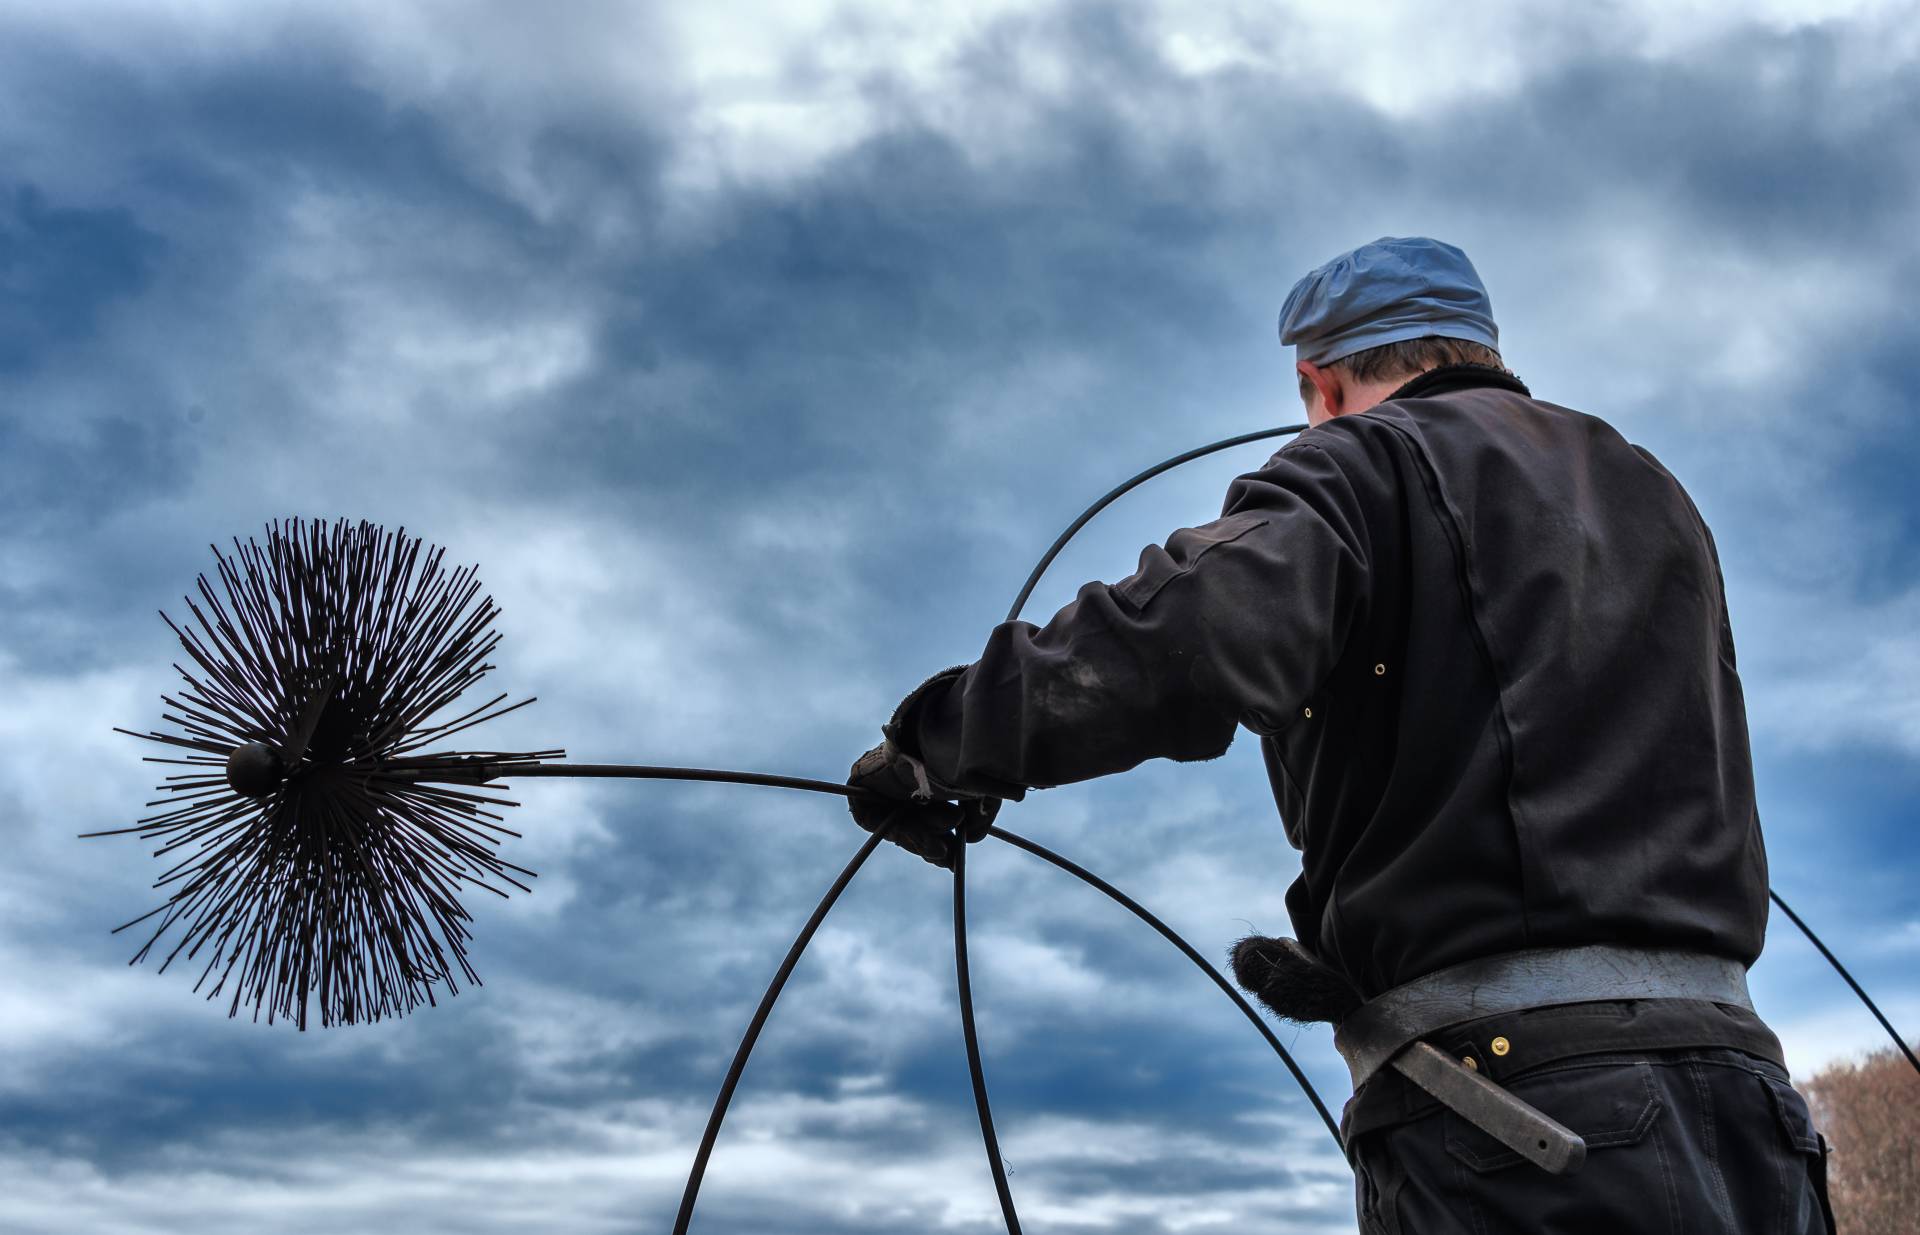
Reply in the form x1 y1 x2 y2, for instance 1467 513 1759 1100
883 438 1376 804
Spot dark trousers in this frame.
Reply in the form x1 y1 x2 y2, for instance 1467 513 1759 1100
1349 1048 1836 1234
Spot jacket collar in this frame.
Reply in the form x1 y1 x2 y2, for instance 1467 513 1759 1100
1387 363 1531 403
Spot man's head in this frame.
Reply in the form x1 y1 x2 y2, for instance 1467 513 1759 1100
1279 236 1506 427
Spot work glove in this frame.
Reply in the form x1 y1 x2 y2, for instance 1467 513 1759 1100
847 726 1000 870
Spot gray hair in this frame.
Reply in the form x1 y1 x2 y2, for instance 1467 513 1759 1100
1298 335 1507 399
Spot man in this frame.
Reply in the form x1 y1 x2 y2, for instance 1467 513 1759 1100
848 237 1834 1232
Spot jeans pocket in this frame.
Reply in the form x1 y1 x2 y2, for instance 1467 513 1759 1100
1439 1062 1678 1235
1351 1134 1408 1235
1757 1072 1836 1234
1757 1072 1820 1154
1442 1060 1663 1174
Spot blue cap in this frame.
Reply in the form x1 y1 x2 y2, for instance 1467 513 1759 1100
1278 236 1498 365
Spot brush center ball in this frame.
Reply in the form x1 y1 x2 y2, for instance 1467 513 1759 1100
226 741 287 798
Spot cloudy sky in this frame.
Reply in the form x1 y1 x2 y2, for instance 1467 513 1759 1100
4 0 1918 1231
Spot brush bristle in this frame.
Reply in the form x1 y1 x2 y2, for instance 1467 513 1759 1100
1229 935 1364 1025
97 517 561 1029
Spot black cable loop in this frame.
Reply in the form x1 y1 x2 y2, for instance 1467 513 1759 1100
674 425 1322 1231
665 415 1916 1229
952 415 1920 1227
946 423 1315 1231
630 765 1342 1231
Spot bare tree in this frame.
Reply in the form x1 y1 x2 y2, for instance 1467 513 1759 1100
1801 1044 1920 1235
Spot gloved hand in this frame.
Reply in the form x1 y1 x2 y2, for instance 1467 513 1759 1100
847 728 999 869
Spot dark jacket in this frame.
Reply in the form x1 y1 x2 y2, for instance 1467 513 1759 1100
899 366 1770 1001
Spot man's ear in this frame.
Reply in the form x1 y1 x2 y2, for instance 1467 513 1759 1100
1297 360 1344 419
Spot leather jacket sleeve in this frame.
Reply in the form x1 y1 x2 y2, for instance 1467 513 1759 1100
896 439 1373 797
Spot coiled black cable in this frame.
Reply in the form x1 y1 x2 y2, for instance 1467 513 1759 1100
661 417 1916 1232
949 424 1316 1230
950 418 1920 1229
631 762 1341 1234
674 425 1323 1232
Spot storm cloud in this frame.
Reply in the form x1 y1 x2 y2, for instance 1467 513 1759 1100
2 2 1916 1231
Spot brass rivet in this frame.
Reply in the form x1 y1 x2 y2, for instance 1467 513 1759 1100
1374 663 1386 676
1462 1056 1478 1071
1491 1036 1511 1057
1303 706 1313 718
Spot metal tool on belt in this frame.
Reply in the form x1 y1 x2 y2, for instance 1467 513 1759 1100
1331 944 1755 1175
